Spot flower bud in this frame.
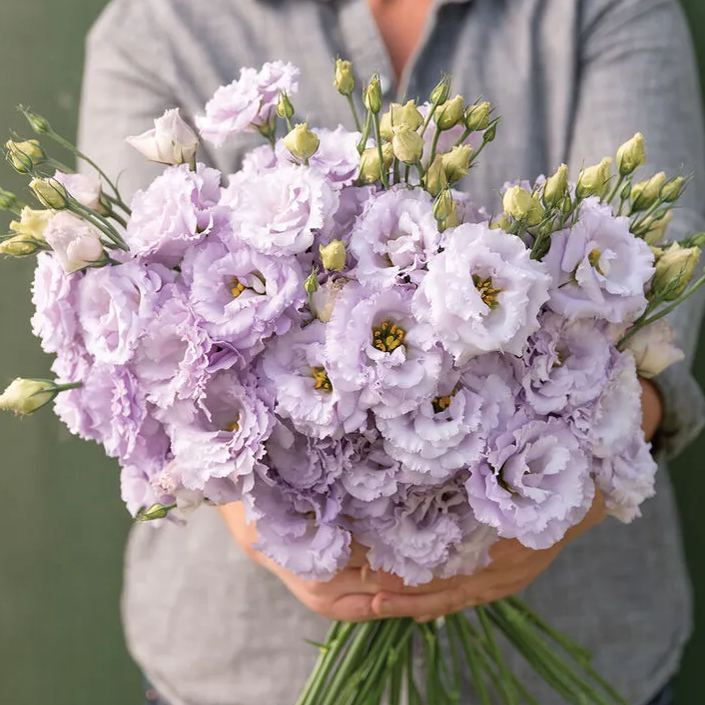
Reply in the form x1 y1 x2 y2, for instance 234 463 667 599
616 132 645 176
0 188 21 213
311 278 346 322
503 186 544 226
6 139 45 173
429 76 450 105
576 158 612 199
283 123 320 161
19 107 51 135
625 320 685 379
334 59 355 96
137 503 176 522
643 210 673 246
126 108 199 166
652 242 700 301
392 125 424 164
441 144 473 183
30 178 69 209
433 190 459 231
364 75 382 114
43 211 104 273
9 207 53 242
358 144 394 184
319 240 347 271
380 101 424 140
631 172 666 211
434 95 465 130
0 235 43 257
303 268 320 296
490 213 512 231
661 176 687 203
276 92 295 120
543 164 569 207
464 101 491 132
424 155 449 197
0 378 62 415
684 232 705 249
483 121 498 144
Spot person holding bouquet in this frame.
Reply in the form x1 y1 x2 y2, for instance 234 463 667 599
73 0 704 703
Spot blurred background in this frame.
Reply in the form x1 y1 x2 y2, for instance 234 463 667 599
0 1 703 704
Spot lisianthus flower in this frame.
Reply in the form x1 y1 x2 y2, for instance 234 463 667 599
466 415 594 550
223 163 337 257
43 211 104 273
413 222 551 363
126 163 224 266
520 312 613 415
77 260 164 365
544 197 654 323
197 61 299 146
182 236 303 355
325 283 443 419
133 284 212 409
53 170 103 211
349 186 441 289
260 321 366 439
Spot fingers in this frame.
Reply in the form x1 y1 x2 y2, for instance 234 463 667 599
372 587 472 620
329 593 377 622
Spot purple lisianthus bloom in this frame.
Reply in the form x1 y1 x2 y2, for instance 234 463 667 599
520 313 612 415
120 463 174 518
126 163 224 266
544 198 654 323
260 321 366 439
224 163 337 256
77 260 164 365
326 283 443 419
197 61 299 146
466 415 594 550
31 252 80 354
377 370 485 481
163 370 273 496
182 237 303 354
354 478 496 586
414 222 551 364
339 430 402 502
349 187 441 289
594 435 657 522
133 284 212 409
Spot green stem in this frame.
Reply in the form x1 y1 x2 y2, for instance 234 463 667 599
427 127 443 170
357 110 372 154
453 127 472 147
605 174 625 205
70 200 128 251
448 615 491 705
347 94 363 132
407 632 422 705
54 382 83 393
477 607 519 705
371 113 389 189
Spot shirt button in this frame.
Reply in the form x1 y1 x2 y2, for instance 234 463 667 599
379 73 392 96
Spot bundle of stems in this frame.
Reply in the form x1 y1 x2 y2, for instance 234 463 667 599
294 597 630 705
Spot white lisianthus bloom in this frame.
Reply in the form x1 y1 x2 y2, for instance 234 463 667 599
43 212 104 273
624 319 685 379
413 222 551 363
127 108 199 166
53 171 104 211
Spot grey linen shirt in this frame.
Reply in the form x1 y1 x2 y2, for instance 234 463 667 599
78 1 705 704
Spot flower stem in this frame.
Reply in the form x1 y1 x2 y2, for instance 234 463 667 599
371 113 389 189
347 94 363 132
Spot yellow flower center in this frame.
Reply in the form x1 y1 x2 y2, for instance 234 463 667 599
224 419 240 433
372 320 406 353
473 275 502 309
230 277 248 298
311 366 333 392
432 395 452 414
588 248 604 274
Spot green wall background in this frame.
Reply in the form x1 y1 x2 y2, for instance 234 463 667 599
0 1 702 704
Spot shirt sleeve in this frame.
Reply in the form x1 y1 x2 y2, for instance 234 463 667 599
568 0 705 459
77 0 179 199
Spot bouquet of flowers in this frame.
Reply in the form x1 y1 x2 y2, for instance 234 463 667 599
1 59 703 705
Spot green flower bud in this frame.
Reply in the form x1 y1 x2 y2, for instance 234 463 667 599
616 132 645 176
424 155 449 197
576 158 612 200
10 207 53 242
358 144 394 184
685 232 705 249
503 186 544 226
379 101 424 140
137 503 177 522
643 210 673 246
543 164 569 207
434 95 465 131
282 123 320 161
0 234 43 257
6 139 45 173
631 171 666 211
30 178 69 209
0 378 62 415
429 76 450 105
433 190 459 231
276 92 295 120
392 125 424 164
483 121 498 144
334 58 355 96
441 144 473 183
661 176 687 203
303 268 320 295
19 107 52 135
0 188 21 213
363 75 382 114
319 240 347 271
652 242 700 301
464 101 491 132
